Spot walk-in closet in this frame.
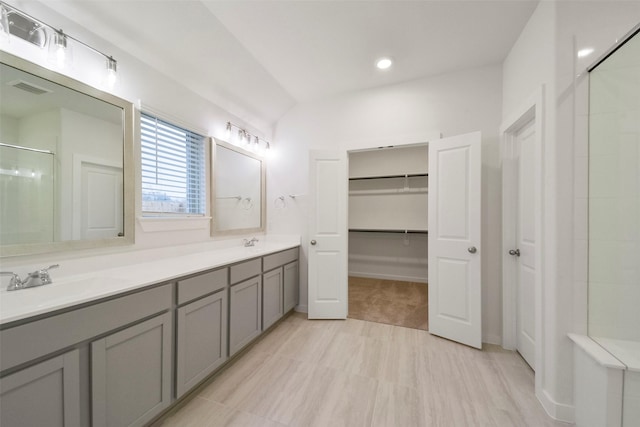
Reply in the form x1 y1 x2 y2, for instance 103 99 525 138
347 145 429 330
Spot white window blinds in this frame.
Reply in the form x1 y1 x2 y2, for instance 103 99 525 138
141 113 206 215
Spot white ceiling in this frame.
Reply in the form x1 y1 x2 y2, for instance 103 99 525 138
41 0 538 127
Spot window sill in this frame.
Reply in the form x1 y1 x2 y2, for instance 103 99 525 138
137 216 211 233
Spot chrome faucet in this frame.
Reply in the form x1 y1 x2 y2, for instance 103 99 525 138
243 237 259 247
0 264 60 291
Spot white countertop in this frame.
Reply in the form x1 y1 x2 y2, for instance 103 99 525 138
0 239 300 326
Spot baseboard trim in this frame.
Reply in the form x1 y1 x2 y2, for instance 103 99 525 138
483 333 502 346
294 304 308 313
538 389 575 423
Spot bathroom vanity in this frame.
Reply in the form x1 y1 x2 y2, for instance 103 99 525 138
0 242 299 427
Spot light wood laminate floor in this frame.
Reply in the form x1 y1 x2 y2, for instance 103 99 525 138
157 313 571 427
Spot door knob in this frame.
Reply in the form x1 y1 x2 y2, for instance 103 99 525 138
509 249 520 257
310 240 317 245
468 246 477 254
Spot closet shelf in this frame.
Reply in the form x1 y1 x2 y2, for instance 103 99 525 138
349 228 428 234
349 173 428 181
349 188 428 196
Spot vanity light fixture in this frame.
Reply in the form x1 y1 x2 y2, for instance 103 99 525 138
225 121 271 155
0 2 118 86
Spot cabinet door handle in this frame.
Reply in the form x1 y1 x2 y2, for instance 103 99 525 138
310 240 317 245
509 249 520 257
468 246 477 254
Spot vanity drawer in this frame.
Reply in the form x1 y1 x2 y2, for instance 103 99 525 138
230 258 261 285
0 284 172 372
177 268 228 305
263 247 299 272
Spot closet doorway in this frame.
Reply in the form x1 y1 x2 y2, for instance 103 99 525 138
308 132 482 348
347 145 429 330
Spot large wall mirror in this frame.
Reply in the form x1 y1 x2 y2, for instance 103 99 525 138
0 52 134 256
212 139 265 235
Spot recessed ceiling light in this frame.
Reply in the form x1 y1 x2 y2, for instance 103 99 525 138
577 48 594 58
376 57 393 70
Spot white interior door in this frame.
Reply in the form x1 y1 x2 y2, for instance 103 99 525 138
80 162 123 240
514 120 536 369
428 132 482 349
308 150 348 319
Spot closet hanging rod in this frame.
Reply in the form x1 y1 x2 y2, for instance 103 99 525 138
348 173 428 181
348 228 428 234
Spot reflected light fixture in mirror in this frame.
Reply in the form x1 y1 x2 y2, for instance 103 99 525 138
0 4 9 43
48 30 72 70
0 2 117 86
105 56 117 88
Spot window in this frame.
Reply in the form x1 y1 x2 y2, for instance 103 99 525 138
141 113 206 215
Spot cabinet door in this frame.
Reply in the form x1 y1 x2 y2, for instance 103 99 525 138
176 291 228 398
284 260 299 313
229 276 262 356
0 349 80 427
263 267 283 330
91 312 172 427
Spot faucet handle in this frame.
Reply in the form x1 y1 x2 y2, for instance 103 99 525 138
38 264 59 284
27 264 60 287
41 264 60 273
1 272 24 291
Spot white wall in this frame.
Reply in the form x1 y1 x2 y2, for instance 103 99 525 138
0 115 19 143
271 64 504 343
501 0 561 418
502 0 640 422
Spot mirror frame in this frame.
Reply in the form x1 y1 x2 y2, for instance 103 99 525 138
211 138 266 236
0 51 135 257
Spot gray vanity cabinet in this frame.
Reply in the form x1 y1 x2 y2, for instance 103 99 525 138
176 290 228 398
91 312 172 427
283 260 299 313
0 349 80 427
262 267 284 330
229 275 262 356
0 245 299 427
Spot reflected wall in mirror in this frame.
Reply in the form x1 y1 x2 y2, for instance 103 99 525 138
212 140 265 235
0 52 134 256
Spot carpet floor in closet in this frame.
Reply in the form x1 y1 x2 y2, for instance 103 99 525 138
348 276 428 330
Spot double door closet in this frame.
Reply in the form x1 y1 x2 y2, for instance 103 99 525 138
347 145 429 330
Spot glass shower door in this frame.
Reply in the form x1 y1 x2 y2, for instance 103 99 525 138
0 144 55 245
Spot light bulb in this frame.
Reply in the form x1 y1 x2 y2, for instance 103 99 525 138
225 122 232 138
0 5 9 45
56 46 66 68
376 57 393 70
48 30 72 69
105 57 117 88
